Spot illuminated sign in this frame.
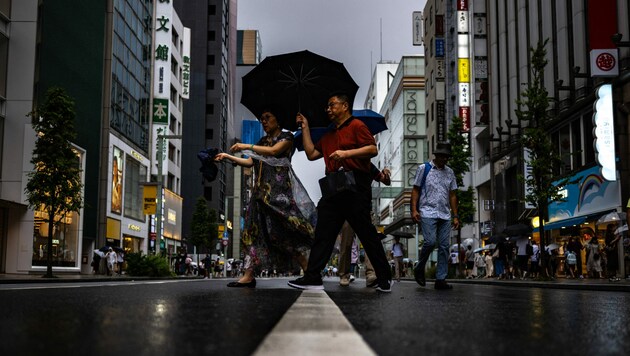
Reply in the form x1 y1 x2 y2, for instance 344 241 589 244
458 58 470 82
592 84 616 181
128 224 141 232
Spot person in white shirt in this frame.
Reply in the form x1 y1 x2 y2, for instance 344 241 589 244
391 236 405 282
105 248 117 276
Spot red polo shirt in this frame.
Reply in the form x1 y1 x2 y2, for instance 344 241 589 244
315 117 376 173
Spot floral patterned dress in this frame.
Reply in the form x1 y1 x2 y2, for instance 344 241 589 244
241 131 316 274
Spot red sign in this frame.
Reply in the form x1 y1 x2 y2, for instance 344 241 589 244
457 0 468 11
150 232 156 240
459 107 470 132
222 240 229 246
596 52 616 72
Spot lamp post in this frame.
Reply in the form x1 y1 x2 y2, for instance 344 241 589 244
222 195 239 277
155 133 182 255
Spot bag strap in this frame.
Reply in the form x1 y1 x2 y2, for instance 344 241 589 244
419 161 432 191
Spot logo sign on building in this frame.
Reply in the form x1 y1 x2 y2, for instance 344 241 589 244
153 0 173 120
588 0 619 77
436 60 445 78
413 11 423 46
458 58 470 82
435 38 445 57
457 11 468 33
143 185 157 215
153 98 169 124
436 100 446 142
523 148 535 209
458 83 470 106
592 84 616 181
590 49 619 77
181 28 191 99
459 107 470 132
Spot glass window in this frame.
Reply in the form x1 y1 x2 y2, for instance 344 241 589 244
124 156 146 221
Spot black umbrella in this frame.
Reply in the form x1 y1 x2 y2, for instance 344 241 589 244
390 231 415 239
486 234 506 244
197 147 221 182
241 50 359 131
503 223 532 237
293 109 388 151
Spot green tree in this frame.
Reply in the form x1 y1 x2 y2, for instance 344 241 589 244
447 115 476 225
515 39 573 276
189 196 219 253
25 87 83 278
447 116 475 276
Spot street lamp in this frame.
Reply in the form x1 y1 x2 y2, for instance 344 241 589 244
222 195 239 277
155 133 182 255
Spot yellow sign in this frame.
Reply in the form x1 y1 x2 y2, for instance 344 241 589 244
218 225 225 232
143 185 157 215
458 58 470 83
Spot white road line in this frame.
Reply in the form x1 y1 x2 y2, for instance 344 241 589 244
253 290 376 356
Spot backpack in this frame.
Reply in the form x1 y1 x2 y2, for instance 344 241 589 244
566 252 577 265
526 243 534 256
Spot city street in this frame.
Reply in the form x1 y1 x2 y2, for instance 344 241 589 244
1 277 629 356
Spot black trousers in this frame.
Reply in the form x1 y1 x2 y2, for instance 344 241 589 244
305 172 391 282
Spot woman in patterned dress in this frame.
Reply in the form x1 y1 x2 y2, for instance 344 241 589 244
214 110 316 288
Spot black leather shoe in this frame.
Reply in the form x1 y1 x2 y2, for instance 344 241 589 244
414 265 426 286
434 280 452 290
227 279 256 288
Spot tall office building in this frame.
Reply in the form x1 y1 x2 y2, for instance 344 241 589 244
174 0 238 246
1 0 190 274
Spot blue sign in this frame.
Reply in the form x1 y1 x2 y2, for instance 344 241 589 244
223 231 229 238
436 38 445 57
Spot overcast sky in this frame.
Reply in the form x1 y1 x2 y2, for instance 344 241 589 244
237 0 426 201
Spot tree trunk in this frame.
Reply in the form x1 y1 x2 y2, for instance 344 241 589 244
44 215 55 278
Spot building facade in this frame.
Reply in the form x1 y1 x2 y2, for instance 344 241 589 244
174 0 238 248
0 0 189 274
371 56 426 262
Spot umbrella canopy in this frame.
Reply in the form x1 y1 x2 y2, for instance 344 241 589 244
615 224 628 235
487 234 507 244
241 50 359 131
596 211 623 225
293 109 388 151
390 231 414 239
546 243 559 251
473 244 496 253
503 223 532 237
93 250 105 258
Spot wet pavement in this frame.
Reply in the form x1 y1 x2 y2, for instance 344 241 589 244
0 274 629 355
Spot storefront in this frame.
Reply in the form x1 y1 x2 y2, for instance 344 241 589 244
535 165 623 276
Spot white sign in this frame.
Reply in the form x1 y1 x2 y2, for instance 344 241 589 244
181 28 191 99
458 83 470 106
413 11 423 46
590 49 619 77
593 84 616 181
523 148 535 209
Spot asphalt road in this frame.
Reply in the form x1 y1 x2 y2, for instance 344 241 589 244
1 278 629 356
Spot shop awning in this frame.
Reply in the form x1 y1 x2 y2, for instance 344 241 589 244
534 216 587 232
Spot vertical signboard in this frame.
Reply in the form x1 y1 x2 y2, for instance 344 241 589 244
181 28 191 99
593 84 616 181
413 11 423 46
403 90 424 187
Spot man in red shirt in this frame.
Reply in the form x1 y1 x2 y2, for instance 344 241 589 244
288 92 393 292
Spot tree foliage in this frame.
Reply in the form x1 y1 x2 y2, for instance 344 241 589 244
515 39 574 273
189 196 219 252
25 87 84 278
447 115 476 225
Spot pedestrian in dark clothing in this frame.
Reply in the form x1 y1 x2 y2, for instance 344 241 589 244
289 92 393 293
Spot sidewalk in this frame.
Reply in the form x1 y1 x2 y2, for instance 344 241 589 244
1 272 629 292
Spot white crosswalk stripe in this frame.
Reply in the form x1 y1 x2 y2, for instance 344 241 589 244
253 290 376 356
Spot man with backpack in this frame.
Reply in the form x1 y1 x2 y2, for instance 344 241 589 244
410 142 459 290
